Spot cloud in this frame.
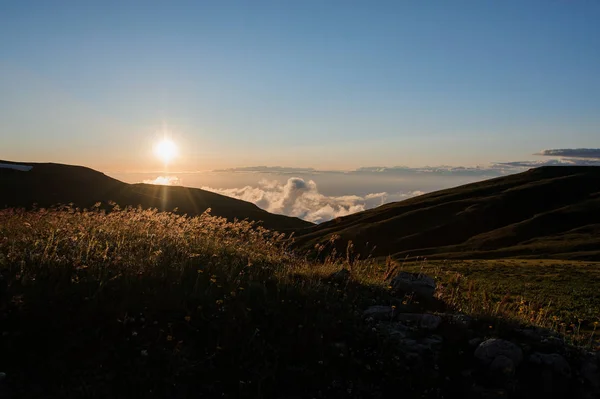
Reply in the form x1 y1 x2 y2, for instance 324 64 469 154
143 176 182 186
213 166 319 174
202 177 424 223
495 158 600 168
535 148 600 159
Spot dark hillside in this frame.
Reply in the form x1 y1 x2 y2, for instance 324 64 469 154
294 167 600 260
0 160 312 231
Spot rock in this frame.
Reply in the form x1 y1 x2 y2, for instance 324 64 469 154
391 272 436 299
395 313 423 323
420 335 444 349
395 313 442 331
363 306 394 320
490 355 516 376
474 339 523 367
329 268 350 283
448 313 472 328
540 336 565 348
420 314 442 331
581 360 600 393
529 353 571 377
469 337 483 347
379 322 409 339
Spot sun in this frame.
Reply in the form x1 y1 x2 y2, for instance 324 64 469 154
154 138 178 164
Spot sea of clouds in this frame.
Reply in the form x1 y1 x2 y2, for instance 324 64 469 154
201 178 424 223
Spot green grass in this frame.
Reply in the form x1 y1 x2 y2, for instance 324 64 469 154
390 258 600 338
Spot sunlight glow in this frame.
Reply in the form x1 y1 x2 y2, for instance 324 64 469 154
154 138 178 165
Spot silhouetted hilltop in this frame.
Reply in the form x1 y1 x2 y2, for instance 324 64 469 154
0 160 312 231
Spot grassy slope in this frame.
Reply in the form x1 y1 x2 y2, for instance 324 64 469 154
294 166 600 260
396 259 600 328
0 208 599 398
0 160 312 231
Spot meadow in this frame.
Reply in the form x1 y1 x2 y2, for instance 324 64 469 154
0 206 598 398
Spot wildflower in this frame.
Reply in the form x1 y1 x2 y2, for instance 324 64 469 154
210 278 217 283
141 350 148 357
197 269 203 273
216 299 224 305
184 316 191 322
166 335 173 342
132 331 138 337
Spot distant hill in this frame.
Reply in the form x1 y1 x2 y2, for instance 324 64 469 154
0 160 312 231
293 166 600 260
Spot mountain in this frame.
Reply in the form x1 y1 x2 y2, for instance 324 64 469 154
0 160 312 231
293 166 600 260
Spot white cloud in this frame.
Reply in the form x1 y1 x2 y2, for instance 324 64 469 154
143 176 182 186
202 177 424 223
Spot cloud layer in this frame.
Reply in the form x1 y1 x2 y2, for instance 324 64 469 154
202 178 424 223
535 148 600 159
143 176 182 186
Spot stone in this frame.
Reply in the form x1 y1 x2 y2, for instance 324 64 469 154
474 339 523 367
449 313 472 328
529 353 571 377
395 313 423 323
581 360 600 392
363 306 394 320
490 355 515 376
420 314 442 331
391 272 436 299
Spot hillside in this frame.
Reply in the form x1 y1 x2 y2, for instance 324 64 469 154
0 160 312 231
1 206 599 398
294 166 600 260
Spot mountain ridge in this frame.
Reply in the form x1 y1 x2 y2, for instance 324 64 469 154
0 160 312 231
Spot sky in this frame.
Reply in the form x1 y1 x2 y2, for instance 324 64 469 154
1 0 599 173
2 1 600 222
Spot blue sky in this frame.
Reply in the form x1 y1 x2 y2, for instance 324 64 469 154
1 0 599 171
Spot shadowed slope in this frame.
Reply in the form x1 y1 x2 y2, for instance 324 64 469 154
294 167 600 260
0 160 312 231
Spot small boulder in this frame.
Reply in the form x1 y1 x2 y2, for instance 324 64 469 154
363 306 394 320
475 339 523 367
529 353 571 377
490 355 516 377
581 360 600 393
391 272 436 299
420 314 442 331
